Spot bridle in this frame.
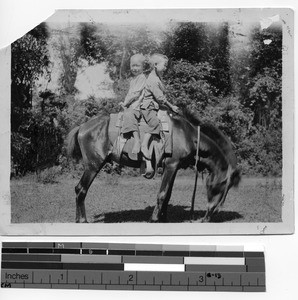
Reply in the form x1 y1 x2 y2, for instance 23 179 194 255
190 125 201 220
189 125 232 220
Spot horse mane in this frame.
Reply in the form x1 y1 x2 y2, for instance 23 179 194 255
180 108 237 168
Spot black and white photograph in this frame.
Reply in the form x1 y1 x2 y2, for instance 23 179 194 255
0 8 294 235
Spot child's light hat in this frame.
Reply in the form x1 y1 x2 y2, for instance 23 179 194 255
149 53 168 66
130 53 146 64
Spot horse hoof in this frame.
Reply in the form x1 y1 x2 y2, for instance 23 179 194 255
142 170 155 180
76 219 88 223
149 217 158 223
200 217 209 223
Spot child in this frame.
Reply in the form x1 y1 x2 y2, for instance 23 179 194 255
120 54 147 154
140 53 179 179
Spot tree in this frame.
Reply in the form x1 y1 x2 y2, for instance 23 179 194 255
52 23 109 96
11 23 51 174
207 23 231 96
246 25 282 127
79 23 108 65
164 59 216 111
162 22 208 63
162 22 231 96
11 22 50 131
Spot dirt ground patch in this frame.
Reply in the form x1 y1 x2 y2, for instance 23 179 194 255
10 174 282 223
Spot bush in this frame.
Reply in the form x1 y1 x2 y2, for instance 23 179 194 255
237 125 282 176
36 166 62 184
11 132 32 176
165 59 217 110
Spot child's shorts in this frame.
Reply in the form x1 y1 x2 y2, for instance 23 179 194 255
121 109 141 134
141 107 161 135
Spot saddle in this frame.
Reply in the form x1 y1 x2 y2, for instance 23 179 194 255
108 110 173 164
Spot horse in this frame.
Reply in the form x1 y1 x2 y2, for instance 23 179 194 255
66 109 241 223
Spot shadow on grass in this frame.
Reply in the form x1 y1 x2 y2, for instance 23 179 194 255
93 205 243 223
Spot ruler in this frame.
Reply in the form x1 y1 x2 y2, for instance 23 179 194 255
1 242 265 292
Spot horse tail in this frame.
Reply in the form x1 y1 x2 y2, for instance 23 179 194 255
231 168 241 187
66 126 82 160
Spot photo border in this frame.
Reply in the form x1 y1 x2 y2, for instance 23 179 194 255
0 8 294 235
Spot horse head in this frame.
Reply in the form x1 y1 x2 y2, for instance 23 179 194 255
179 108 241 222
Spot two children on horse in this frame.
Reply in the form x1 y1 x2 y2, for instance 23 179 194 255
120 53 179 179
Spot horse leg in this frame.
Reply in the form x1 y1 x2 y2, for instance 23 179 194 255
201 202 218 223
150 162 178 223
75 164 105 223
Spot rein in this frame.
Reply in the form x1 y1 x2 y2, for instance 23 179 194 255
190 125 200 221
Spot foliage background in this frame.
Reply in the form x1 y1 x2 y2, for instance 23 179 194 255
10 20 282 180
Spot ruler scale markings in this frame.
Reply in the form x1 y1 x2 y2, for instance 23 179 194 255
1 243 265 292
216 286 243 292
1 269 33 284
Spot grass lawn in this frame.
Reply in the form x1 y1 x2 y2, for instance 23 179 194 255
10 173 282 224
